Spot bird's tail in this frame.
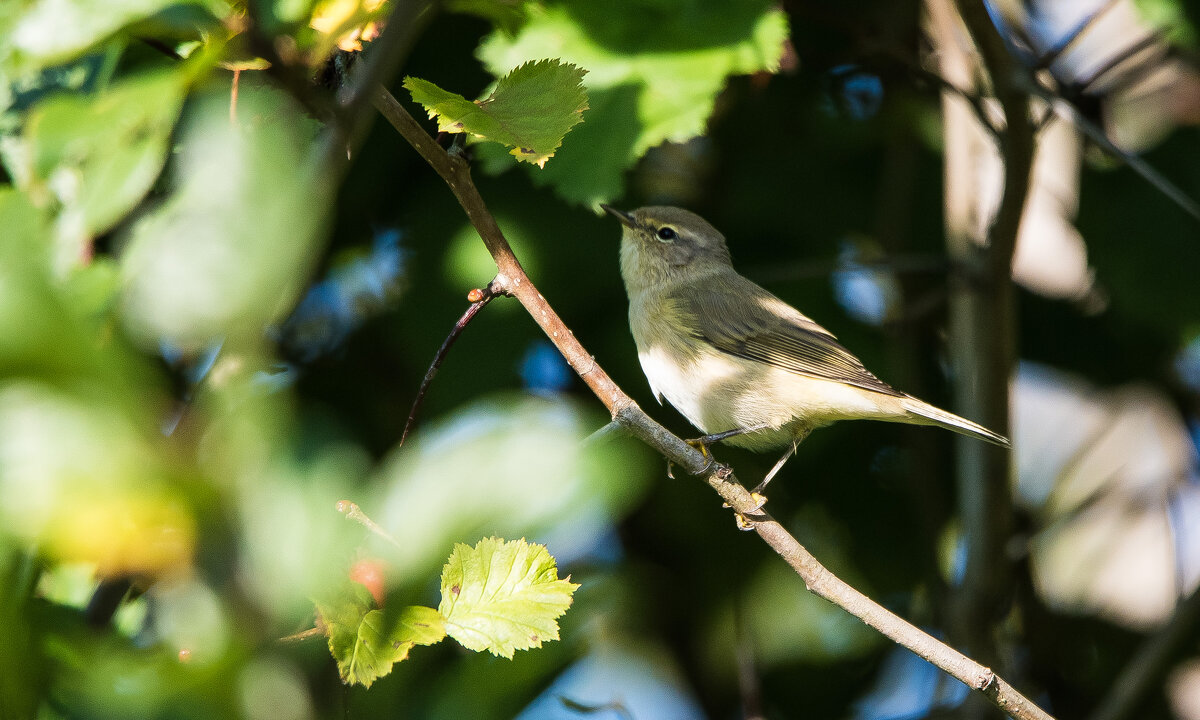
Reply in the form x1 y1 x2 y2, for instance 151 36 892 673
900 397 1011 447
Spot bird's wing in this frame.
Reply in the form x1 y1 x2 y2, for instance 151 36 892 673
676 279 904 398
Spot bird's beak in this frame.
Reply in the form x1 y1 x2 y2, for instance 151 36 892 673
600 204 636 228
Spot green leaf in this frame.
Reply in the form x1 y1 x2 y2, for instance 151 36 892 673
476 0 788 204
0 187 49 248
438 537 578 658
316 585 447 688
0 546 41 720
20 68 187 241
0 188 89 375
119 86 330 348
0 0 205 74
404 58 588 168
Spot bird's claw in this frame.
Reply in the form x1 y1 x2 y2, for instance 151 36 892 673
667 437 727 479
723 490 767 530
685 437 714 458
667 455 724 479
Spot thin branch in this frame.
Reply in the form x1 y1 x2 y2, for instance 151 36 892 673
1037 90 1200 222
1071 31 1163 93
1033 0 1122 70
1010 8 1200 222
400 280 500 445
373 85 1054 720
932 0 1034 677
907 59 1003 139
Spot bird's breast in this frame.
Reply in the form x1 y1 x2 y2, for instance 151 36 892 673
628 293 793 445
627 292 905 450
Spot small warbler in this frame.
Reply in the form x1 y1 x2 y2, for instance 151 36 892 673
602 204 1009 494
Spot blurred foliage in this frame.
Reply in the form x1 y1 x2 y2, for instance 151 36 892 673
3 0 1200 718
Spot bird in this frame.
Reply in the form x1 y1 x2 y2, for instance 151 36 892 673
601 204 1009 498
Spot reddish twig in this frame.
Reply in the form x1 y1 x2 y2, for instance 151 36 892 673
399 281 501 445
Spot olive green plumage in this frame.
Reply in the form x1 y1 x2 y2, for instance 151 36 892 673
603 204 1009 458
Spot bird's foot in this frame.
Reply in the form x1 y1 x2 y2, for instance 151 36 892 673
667 435 721 479
688 424 769 449
683 435 715 460
674 424 771 480
723 489 767 530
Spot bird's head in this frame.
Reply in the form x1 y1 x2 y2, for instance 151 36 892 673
601 205 733 295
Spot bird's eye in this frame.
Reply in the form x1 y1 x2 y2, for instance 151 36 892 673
656 227 677 241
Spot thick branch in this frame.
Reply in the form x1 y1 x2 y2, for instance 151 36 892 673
930 0 1034 674
374 85 1053 720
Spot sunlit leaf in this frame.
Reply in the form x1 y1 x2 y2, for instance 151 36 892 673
405 59 588 168
317 584 446 687
309 0 387 56
119 86 330 349
1 0 210 74
0 381 194 577
476 0 788 203
21 69 187 244
438 537 577 658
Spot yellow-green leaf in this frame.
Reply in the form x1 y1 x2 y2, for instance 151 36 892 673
22 69 187 240
317 585 446 688
439 537 578 658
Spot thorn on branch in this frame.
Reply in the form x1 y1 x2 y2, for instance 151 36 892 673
399 280 500 446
